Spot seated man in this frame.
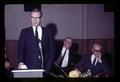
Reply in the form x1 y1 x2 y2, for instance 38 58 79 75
5 58 14 78
52 37 81 77
69 43 112 78
4 47 14 78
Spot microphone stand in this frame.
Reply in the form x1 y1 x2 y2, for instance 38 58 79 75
44 70 59 77
54 62 69 78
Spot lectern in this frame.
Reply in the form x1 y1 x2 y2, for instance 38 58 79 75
12 69 45 78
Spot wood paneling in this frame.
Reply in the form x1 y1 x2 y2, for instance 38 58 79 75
5 39 114 70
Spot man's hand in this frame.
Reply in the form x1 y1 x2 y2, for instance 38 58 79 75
96 52 102 63
18 63 28 69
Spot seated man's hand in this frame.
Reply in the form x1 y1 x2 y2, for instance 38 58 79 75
69 69 81 78
18 63 28 69
96 52 102 63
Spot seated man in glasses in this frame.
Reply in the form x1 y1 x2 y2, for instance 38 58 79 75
69 43 112 78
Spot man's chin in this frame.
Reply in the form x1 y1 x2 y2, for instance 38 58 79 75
33 24 40 27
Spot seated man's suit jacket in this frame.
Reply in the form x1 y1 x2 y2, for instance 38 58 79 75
52 41 81 76
76 54 112 77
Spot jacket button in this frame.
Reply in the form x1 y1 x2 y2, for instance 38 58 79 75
38 56 41 59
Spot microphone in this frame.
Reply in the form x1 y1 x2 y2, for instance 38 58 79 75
54 62 69 78
38 39 42 43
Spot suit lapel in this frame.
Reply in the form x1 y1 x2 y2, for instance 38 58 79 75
41 27 45 43
41 27 43 41
68 50 72 65
28 27 39 52
29 26 36 42
58 44 64 56
88 55 94 69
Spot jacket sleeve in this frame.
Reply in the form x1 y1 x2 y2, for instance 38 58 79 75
17 29 26 64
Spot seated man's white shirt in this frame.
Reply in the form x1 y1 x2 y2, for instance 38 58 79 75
91 54 102 66
91 54 95 64
61 47 69 68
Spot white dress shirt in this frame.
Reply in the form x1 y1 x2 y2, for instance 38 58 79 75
61 47 69 68
91 54 102 66
32 25 42 41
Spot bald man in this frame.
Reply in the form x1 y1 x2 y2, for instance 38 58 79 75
69 43 112 78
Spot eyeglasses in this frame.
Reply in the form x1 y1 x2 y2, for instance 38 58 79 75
31 16 42 19
93 48 101 52
65 40 72 44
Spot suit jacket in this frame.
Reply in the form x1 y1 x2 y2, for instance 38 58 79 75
76 54 112 77
53 41 81 75
18 26 55 71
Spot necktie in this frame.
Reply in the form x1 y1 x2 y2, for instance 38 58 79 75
56 49 67 66
93 58 96 66
35 27 39 43
35 27 42 43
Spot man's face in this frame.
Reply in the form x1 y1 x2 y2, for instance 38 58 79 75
64 38 72 49
5 61 10 69
92 44 102 57
31 11 42 27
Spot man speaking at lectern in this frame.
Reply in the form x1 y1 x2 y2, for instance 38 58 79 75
17 8 55 74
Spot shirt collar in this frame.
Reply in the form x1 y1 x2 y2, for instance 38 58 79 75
32 25 42 30
91 54 96 63
63 46 69 51
91 54 95 59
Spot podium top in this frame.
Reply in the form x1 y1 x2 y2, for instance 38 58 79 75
12 69 45 73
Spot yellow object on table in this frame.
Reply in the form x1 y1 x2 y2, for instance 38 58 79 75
69 69 81 78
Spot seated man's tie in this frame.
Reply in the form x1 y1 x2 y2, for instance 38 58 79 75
56 49 67 67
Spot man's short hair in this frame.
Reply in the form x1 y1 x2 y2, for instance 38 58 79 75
30 8 42 18
92 43 102 50
64 37 73 41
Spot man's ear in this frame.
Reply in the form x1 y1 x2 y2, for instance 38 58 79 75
40 17 43 21
91 48 93 52
30 17 32 21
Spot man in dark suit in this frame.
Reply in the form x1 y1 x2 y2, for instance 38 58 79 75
17 8 55 74
69 43 112 78
52 37 81 77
